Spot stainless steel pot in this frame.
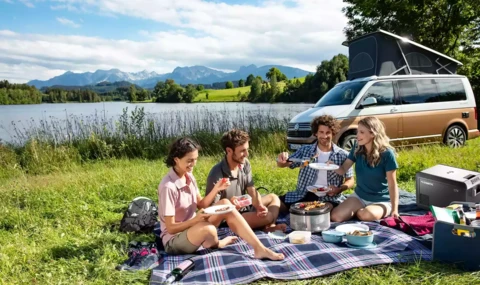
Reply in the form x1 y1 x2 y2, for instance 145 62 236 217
289 202 332 233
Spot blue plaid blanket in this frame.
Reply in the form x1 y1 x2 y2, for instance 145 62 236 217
150 218 432 284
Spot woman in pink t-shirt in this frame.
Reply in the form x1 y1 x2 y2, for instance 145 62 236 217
158 137 284 261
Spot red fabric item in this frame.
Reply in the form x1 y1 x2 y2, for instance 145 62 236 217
380 212 435 236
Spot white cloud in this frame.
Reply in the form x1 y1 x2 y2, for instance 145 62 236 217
0 62 66 83
0 30 17 36
56 17 81 28
1 0 349 82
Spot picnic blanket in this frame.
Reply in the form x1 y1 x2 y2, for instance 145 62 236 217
150 189 431 284
395 190 428 216
150 220 431 284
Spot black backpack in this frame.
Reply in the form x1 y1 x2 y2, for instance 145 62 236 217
120 197 158 233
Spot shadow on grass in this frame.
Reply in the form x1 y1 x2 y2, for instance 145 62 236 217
49 236 121 261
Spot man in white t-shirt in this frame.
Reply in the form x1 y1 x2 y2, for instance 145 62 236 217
276 115 355 213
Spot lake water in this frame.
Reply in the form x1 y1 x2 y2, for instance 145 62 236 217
0 102 313 142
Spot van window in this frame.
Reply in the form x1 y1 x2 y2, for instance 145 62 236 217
398 80 422 104
432 79 467 102
398 78 467 104
314 81 367 107
363 81 395 106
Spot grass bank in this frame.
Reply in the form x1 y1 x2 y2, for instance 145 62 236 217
1 138 480 284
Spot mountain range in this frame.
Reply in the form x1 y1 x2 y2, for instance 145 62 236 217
27 64 312 89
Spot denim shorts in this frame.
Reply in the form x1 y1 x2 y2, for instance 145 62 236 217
350 192 392 216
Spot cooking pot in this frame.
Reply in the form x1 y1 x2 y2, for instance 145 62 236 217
289 202 332 233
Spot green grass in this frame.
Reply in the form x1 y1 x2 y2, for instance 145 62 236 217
196 86 252 102
1 138 480 284
195 78 303 102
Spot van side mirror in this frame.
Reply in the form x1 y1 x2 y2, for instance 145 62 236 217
361 97 377 107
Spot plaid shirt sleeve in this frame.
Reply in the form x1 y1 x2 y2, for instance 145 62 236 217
284 145 316 203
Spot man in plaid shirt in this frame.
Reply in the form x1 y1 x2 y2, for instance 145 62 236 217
277 115 354 213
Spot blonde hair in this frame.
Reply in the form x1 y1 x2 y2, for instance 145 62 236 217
354 117 396 167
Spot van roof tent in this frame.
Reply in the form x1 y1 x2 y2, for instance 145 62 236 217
342 29 463 80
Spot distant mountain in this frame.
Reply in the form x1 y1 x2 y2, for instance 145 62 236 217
29 69 161 89
28 65 312 89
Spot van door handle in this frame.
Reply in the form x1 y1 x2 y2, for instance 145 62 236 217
390 107 398 113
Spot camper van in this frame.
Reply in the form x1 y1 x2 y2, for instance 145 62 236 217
286 30 479 151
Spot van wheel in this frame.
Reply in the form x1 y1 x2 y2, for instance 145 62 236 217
340 133 357 152
444 125 466 148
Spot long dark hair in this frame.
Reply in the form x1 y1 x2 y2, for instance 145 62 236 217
164 137 201 167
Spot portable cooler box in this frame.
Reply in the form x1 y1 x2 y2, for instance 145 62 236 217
416 164 480 210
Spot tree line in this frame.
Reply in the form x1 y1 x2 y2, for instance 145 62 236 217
342 0 480 106
0 80 43 105
151 79 200 103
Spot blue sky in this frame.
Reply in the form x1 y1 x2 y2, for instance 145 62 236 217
0 0 348 83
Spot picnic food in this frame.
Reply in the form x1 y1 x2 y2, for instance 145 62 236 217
220 178 231 186
215 206 231 212
290 237 306 244
297 201 326 211
236 194 252 207
290 234 306 244
348 230 373 236
310 187 328 193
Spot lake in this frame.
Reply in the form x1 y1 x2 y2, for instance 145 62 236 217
0 102 313 143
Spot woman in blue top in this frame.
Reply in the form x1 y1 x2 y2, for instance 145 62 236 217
330 116 399 222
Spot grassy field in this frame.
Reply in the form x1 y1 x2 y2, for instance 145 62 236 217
1 138 480 284
195 77 306 102
196 86 252 102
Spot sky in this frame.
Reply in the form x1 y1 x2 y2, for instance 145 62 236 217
0 0 349 83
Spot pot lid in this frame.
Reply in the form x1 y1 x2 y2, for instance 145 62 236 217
289 201 332 216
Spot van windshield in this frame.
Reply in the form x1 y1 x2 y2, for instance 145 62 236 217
314 81 367 107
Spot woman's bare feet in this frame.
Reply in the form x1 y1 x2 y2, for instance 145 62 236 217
264 223 287 233
218 236 238 248
253 247 285 261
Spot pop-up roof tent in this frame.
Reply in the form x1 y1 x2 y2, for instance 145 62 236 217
342 29 463 80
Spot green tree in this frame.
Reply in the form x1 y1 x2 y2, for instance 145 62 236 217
279 54 348 103
245 74 255 86
225 81 234 89
152 81 165 100
137 89 149 101
154 79 185 103
183 84 197 103
343 0 480 102
196 84 204 91
0 80 43 105
269 74 280 102
343 0 479 56
249 78 262 102
238 79 245 87
128 84 137 102
266 67 287 81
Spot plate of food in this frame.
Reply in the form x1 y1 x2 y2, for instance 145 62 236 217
203 205 235 215
335 223 370 234
306 185 331 197
308 162 339 171
294 201 326 211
